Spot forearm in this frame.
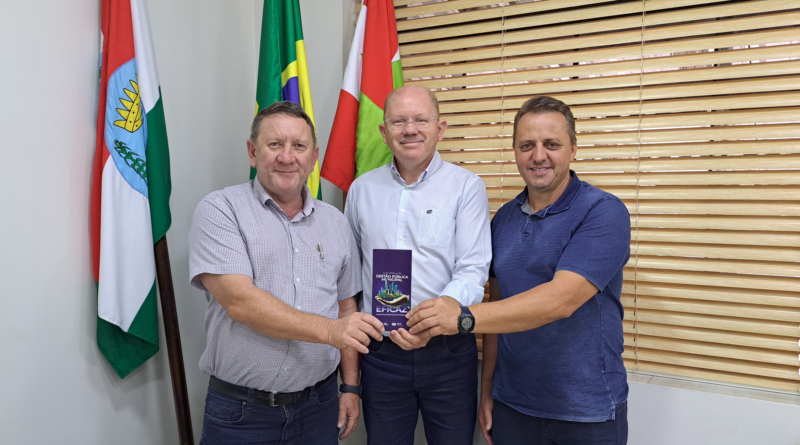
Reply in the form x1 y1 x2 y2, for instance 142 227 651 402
201 273 335 345
338 297 361 385
480 333 497 396
471 271 597 334
480 278 500 396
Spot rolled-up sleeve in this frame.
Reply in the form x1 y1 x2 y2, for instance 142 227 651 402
440 177 491 306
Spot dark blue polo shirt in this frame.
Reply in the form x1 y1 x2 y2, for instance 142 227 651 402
489 171 631 422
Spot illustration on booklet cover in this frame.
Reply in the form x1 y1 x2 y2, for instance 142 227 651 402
372 249 412 331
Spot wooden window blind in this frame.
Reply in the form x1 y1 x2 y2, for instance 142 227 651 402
391 0 800 392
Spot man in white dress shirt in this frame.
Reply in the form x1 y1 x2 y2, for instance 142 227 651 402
344 86 491 445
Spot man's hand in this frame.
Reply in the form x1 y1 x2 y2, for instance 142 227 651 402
478 392 494 445
337 392 360 440
389 328 431 350
326 312 384 354
405 295 462 337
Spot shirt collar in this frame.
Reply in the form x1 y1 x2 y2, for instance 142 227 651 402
390 151 443 187
251 179 315 219
516 170 581 217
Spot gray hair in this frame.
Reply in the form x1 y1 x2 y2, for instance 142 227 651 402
250 101 317 146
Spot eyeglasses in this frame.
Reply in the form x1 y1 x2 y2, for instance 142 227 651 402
384 115 438 132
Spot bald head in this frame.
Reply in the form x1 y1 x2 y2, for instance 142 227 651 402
383 85 440 118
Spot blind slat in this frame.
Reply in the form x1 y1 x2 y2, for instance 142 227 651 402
628 337 800 367
633 361 800 391
481 171 800 187
398 0 737 40
631 268 800 293
629 255 800 277
439 77 800 114
621 296 800 324
444 107 800 137
487 186 800 203
634 242 799 264
628 308 800 337
622 281 800 307
399 0 795 51
633 349 800 381
405 28 799 77
432 59 800 102
444 92 800 125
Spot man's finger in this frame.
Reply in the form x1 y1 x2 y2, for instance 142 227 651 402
408 317 434 335
346 337 370 354
395 328 422 346
337 404 347 429
340 410 358 439
389 330 414 350
406 308 434 328
361 313 386 332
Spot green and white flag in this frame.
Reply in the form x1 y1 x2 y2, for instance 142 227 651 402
91 0 171 378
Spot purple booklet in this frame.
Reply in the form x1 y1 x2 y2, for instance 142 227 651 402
372 249 412 332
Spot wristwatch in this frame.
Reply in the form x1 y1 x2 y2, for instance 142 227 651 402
340 383 361 396
457 306 475 335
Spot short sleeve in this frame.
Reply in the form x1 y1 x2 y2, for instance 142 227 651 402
188 195 254 291
556 197 630 292
337 220 363 301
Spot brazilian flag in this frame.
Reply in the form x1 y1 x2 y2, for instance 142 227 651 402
253 0 321 199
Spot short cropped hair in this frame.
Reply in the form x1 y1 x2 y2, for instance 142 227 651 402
250 101 317 146
383 85 440 118
513 96 576 146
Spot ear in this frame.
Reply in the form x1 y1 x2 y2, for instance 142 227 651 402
570 143 577 161
247 139 257 169
312 145 320 166
379 123 389 145
436 119 448 141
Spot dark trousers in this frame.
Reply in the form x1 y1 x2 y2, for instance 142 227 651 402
493 399 628 445
198 375 339 445
361 334 478 445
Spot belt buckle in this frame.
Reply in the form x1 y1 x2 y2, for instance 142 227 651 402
268 392 277 407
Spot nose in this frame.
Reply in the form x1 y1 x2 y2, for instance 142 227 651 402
276 144 294 164
531 144 547 163
401 120 420 135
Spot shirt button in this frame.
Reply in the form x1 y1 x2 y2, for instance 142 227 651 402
296 305 301 310
405 187 410 190
294 248 299 254
398 236 404 241
295 277 300 282
400 209 405 213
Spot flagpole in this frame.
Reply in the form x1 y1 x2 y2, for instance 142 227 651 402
153 236 194 445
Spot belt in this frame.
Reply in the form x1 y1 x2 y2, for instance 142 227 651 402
209 372 335 407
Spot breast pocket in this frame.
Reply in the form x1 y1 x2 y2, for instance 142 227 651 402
419 208 455 248
314 253 343 298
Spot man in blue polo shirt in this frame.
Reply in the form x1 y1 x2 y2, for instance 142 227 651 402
407 96 631 444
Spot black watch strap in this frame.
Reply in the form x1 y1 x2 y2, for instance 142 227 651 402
339 383 361 396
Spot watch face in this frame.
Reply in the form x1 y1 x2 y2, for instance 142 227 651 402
460 317 474 331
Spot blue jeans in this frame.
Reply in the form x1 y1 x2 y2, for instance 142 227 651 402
492 399 628 445
198 375 339 445
361 334 478 445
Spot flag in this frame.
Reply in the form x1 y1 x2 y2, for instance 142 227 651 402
321 0 403 192
91 0 171 379
254 0 321 199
